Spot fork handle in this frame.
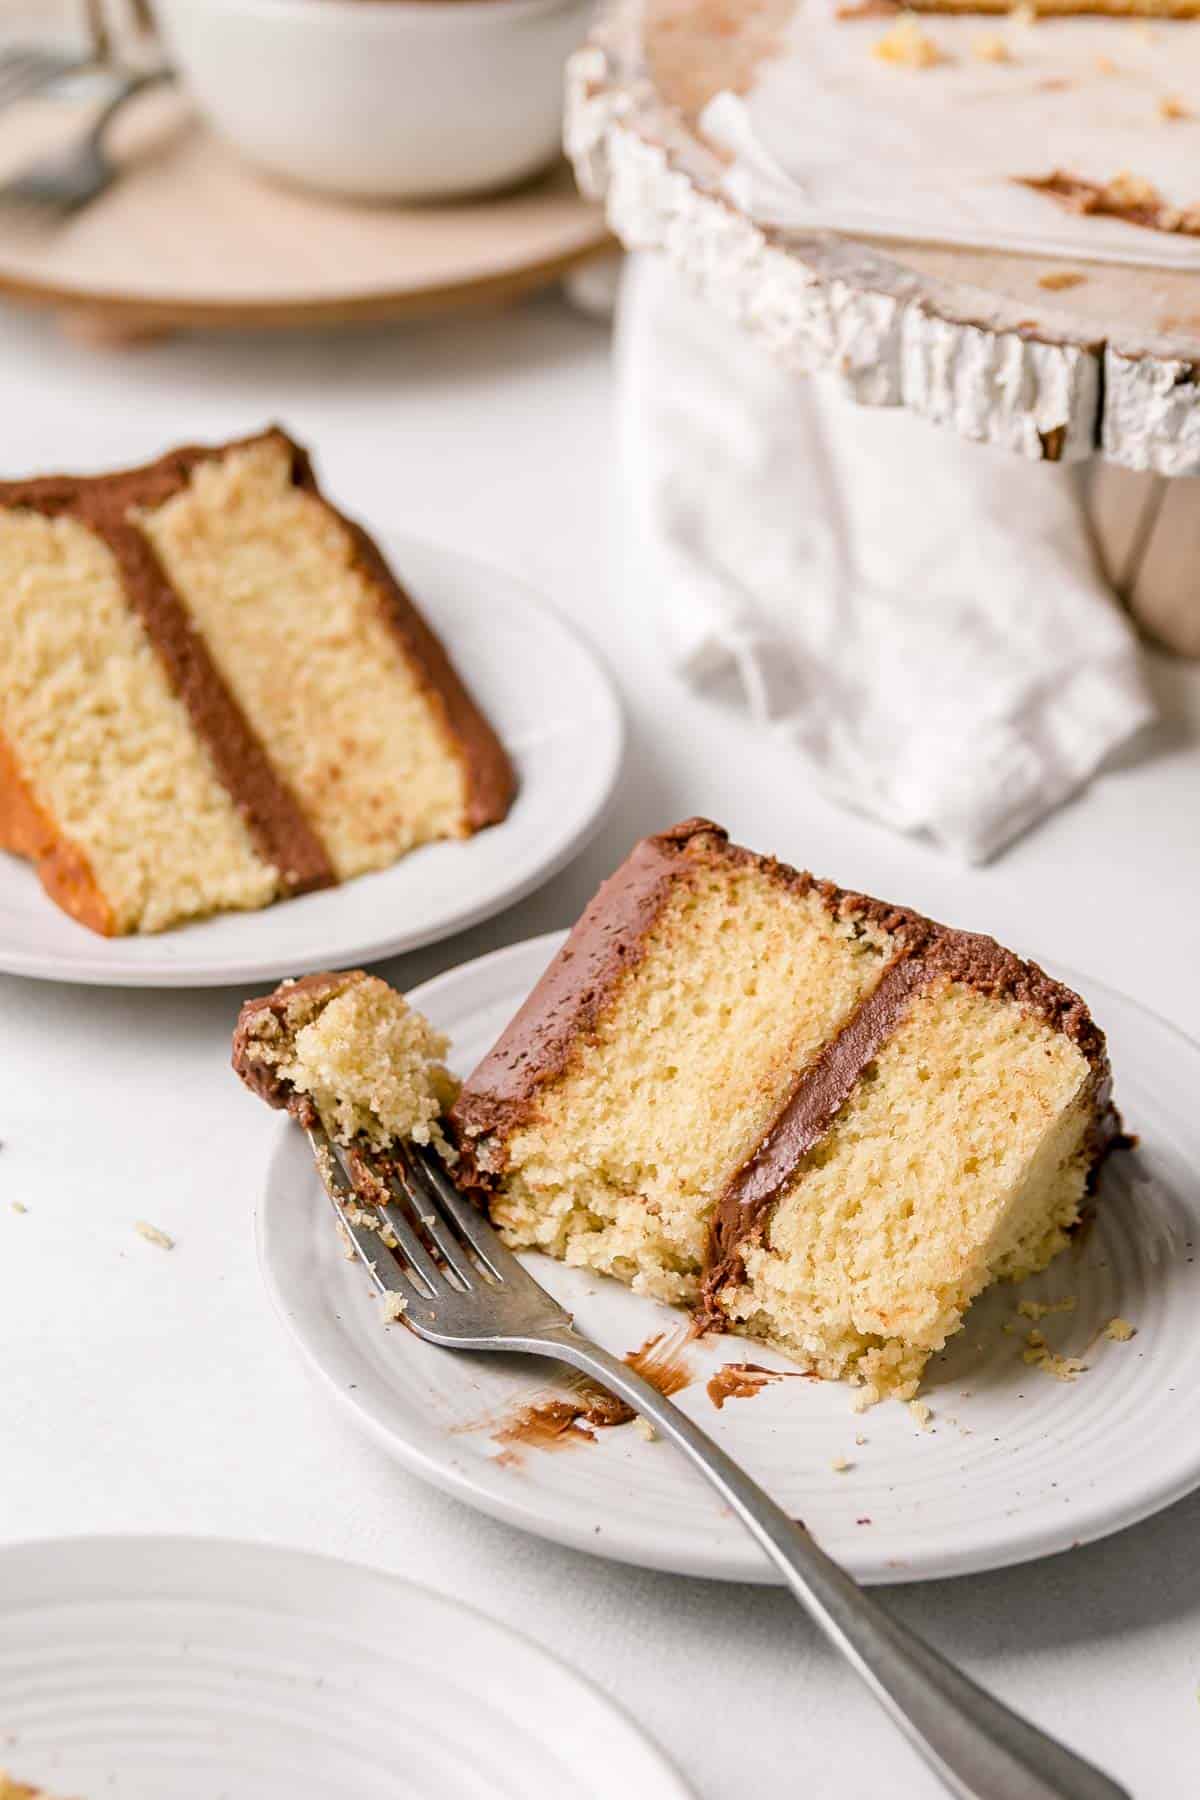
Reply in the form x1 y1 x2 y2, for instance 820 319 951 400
526 1326 1128 1800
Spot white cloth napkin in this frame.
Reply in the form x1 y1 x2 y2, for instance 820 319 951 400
617 253 1155 862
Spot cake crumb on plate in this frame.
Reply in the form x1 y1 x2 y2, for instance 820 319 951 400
1158 95 1191 121
1105 1316 1136 1341
871 17 945 67
1022 1329 1086 1381
1018 1295 1076 1319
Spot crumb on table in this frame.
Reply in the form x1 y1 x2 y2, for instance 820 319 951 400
831 1453 851 1472
134 1219 174 1250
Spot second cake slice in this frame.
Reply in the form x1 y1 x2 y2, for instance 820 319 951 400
0 428 513 934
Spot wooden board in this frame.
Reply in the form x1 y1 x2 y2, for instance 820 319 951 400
0 86 611 335
565 0 1200 652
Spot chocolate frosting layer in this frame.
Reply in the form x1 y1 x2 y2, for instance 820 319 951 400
700 954 935 1313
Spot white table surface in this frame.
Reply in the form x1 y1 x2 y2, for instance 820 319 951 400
2 289 1199 1800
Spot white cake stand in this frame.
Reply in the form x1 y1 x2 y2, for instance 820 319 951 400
566 0 1200 653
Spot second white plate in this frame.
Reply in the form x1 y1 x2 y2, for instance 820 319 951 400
0 533 621 987
0 1535 690 1800
258 933 1200 1585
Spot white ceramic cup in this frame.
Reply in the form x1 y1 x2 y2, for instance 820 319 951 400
153 0 593 202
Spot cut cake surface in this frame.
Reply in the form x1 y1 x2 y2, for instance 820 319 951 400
452 820 1123 1400
0 428 513 935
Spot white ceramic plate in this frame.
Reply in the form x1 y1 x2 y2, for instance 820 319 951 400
0 1536 691 1800
0 536 621 987
258 933 1200 1586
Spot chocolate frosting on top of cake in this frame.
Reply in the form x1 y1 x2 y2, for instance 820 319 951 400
450 821 721 1152
453 818 1112 1155
452 821 1122 1299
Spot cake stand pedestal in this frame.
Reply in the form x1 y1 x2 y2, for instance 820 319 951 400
566 0 1200 655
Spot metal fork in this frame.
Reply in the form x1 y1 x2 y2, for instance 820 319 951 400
0 46 94 115
0 65 171 227
310 1125 1129 1800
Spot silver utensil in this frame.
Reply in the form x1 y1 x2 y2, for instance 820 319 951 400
309 1124 1131 1800
0 65 171 227
0 46 94 115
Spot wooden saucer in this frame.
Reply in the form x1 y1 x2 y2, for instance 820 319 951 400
0 85 611 341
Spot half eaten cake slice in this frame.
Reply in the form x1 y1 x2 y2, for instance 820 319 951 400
452 820 1123 1401
0 428 513 935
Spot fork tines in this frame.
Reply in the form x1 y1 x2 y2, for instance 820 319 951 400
0 47 87 112
306 1126 511 1309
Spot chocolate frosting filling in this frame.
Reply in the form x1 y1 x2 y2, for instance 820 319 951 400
700 953 935 1316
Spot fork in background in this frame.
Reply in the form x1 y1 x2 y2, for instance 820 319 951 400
0 65 171 229
310 1125 1129 1800
0 46 94 115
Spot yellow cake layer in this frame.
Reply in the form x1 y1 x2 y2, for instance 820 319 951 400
724 975 1093 1398
0 508 277 933
489 860 895 1303
138 438 470 881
